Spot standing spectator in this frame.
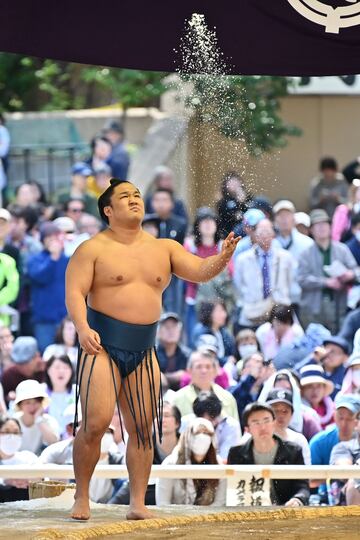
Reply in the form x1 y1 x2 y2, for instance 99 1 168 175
346 213 360 264
321 336 349 398
1 336 44 404
256 305 304 361
42 316 78 368
0 208 21 273
233 219 294 328
192 300 236 367
103 121 130 181
13 379 59 455
0 417 38 502
0 250 19 329
145 166 188 225
298 209 359 334
28 222 69 352
300 364 334 429
86 136 112 174
172 349 239 421
310 394 360 465
151 188 187 315
332 179 360 242
156 417 226 506
265 389 311 465
228 403 310 507
216 171 248 239
184 207 222 345
0 114 10 203
156 312 190 391
43 354 76 437
233 208 265 260
273 199 313 305
54 162 98 217
87 163 112 199
309 157 348 218
342 156 360 184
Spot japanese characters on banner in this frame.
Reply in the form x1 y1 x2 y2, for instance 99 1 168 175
226 474 272 507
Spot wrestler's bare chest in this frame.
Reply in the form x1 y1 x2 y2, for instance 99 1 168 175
92 240 172 291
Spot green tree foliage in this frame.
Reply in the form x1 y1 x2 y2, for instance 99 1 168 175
183 74 301 156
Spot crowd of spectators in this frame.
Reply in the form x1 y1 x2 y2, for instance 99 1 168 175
0 129 360 509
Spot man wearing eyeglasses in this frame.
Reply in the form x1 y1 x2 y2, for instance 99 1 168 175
228 402 310 507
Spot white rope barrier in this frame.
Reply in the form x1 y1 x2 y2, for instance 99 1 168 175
0 464 359 480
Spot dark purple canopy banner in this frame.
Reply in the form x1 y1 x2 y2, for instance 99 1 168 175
1 0 360 75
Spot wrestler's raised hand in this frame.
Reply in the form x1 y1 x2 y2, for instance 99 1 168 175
78 326 102 356
221 231 241 262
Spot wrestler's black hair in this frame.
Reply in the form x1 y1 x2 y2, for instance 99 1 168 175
98 178 131 224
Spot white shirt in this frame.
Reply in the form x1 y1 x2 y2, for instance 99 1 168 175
13 412 60 455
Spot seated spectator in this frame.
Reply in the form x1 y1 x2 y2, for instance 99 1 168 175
43 316 78 368
0 382 6 414
320 336 349 398
192 300 236 367
339 353 360 395
310 394 360 465
39 404 80 463
298 209 359 334
265 389 311 465
86 136 112 175
339 305 360 351
346 213 360 264
13 379 59 455
1 336 44 405
14 183 41 208
0 208 21 273
141 213 160 238
184 207 222 346
87 163 112 199
43 354 75 437
28 221 69 353
228 402 310 507
156 312 190 391
102 121 130 181
156 417 226 506
309 156 348 219
258 369 321 441
0 249 19 328
233 219 294 328
300 364 334 429
230 352 273 426
330 402 360 506
294 212 311 237
145 165 188 225
235 328 259 364
181 391 242 462
54 162 98 217
76 213 102 238
172 349 239 421
256 305 304 361
63 198 85 225
0 324 14 377
109 402 181 505
0 416 38 502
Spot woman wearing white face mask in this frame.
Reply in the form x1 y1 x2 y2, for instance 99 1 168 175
156 417 226 506
0 417 38 502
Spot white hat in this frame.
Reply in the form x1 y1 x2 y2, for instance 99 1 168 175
0 208 11 222
295 212 311 228
53 217 76 233
273 200 296 214
347 353 360 369
299 364 334 396
14 379 49 410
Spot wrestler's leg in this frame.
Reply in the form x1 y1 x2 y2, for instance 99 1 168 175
71 349 120 520
119 352 161 520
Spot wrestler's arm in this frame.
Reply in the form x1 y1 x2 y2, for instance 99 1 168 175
65 241 101 355
166 232 240 283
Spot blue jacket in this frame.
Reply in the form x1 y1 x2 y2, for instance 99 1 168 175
28 251 69 323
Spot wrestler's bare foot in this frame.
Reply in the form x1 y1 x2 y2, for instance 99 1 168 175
126 505 155 520
71 497 90 520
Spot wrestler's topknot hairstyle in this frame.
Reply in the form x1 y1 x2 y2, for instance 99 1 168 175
98 178 130 224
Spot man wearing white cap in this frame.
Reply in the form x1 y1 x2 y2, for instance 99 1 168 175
273 200 313 307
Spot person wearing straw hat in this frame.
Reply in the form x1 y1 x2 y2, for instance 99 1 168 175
12 379 59 455
300 364 335 429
